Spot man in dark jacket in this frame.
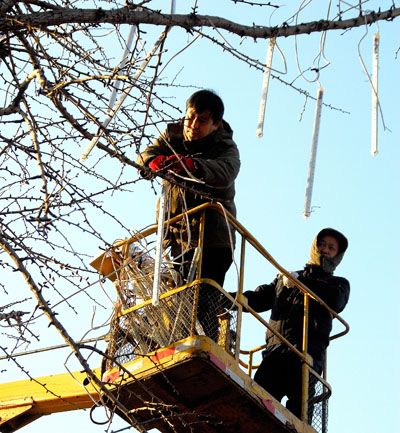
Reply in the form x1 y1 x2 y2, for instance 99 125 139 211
242 228 350 421
137 90 240 341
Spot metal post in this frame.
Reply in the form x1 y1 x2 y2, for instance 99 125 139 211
235 237 246 360
322 350 328 433
301 293 310 423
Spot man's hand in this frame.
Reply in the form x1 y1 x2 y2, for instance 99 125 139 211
282 271 299 288
148 155 166 171
165 154 195 174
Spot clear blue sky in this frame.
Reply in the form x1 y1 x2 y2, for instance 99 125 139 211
2 1 399 433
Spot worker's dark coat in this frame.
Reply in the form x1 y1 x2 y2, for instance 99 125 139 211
244 232 350 360
137 119 240 254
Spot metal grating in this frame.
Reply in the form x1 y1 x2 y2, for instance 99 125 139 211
308 368 330 433
102 243 238 374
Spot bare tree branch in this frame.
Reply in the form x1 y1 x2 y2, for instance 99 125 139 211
0 230 148 432
1 6 399 39
0 1 397 431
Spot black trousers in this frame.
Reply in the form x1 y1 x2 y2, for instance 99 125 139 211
254 345 323 422
175 247 233 341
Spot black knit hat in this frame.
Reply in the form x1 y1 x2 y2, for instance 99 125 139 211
317 228 348 254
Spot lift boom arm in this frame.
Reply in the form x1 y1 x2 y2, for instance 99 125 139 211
0 369 100 432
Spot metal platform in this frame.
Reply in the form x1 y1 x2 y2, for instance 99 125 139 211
101 336 315 433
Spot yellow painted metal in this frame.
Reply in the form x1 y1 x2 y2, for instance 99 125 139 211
116 283 190 316
235 237 246 362
301 293 310 422
0 368 100 431
89 202 348 428
101 335 318 433
0 202 348 432
0 402 33 424
91 202 349 340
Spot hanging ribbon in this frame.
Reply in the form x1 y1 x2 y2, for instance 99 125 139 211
371 33 379 156
256 38 276 138
81 1 176 161
107 25 137 114
80 29 169 161
303 86 324 219
152 182 167 306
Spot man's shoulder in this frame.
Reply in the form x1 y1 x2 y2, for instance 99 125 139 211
213 122 239 157
333 274 350 287
324 273 351 291
218 120 235 142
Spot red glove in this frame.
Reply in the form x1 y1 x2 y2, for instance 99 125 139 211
148 155 166 171
165 154 195 174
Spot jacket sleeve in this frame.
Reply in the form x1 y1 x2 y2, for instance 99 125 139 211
298 273 350 314
242 278 277 313
194 143 240 188
136 131 171 168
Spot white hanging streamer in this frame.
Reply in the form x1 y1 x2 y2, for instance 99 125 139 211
256 38 276 138
81 1 176 162
303 86 324 219
152 1 176 307
371 33 379 156
80 28 169 162
107 25 137 114
152 182 167 306
186 246 201 284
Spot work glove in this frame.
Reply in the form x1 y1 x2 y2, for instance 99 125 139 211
282 271 299 288
165 154 195 174
148 155 166 171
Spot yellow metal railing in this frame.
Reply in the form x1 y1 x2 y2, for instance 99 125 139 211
91 202 349 431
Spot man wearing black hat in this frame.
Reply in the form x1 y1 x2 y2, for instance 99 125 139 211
240 228 350 421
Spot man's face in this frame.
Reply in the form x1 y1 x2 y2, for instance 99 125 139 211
317 235 339 259
183 107 221 141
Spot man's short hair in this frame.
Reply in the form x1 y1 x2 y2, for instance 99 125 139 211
186 90 224 124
